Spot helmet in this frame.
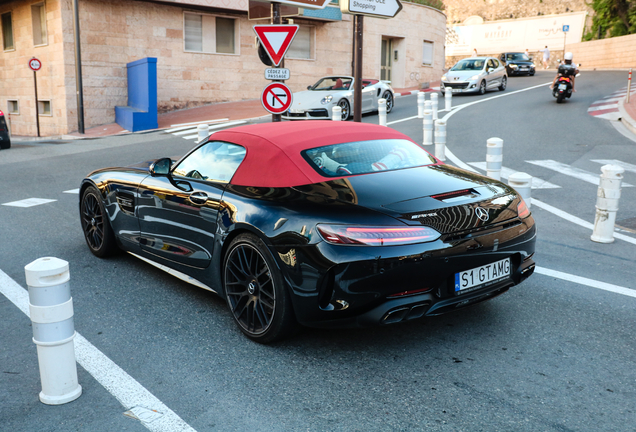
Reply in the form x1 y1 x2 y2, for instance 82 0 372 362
564 52 573 60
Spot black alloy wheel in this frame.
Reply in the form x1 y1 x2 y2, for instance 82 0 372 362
223 234 295 343
80 186 117 257
382 91 394 113
499 76 507 91
479 80 487 95
337 99 350 120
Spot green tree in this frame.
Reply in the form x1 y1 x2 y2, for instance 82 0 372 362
585 0 636 40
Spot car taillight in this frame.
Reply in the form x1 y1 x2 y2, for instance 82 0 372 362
317 224 441 246
517 199 530 219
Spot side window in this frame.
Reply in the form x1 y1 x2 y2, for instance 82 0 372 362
493 59 500 68
172 141 246 183
183 12 238 54
422 40 434 66
31 2 47 46
1 12 14 51
287 25 314 60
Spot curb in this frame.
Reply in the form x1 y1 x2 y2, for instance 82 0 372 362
617 98 636 136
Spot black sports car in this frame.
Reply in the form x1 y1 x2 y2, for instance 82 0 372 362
80 122 536 343
499 52 536 76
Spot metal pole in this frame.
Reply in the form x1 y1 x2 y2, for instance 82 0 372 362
272 2 282 123
34 71 40 138
353 15 363 122
72 0 85 134
627 69 632 103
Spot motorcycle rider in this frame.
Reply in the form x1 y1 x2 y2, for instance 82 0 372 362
550 52 578 92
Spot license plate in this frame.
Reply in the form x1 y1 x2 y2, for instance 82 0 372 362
558 84 567 90
455 258 511 294
289 109 304 114
519 67 528 71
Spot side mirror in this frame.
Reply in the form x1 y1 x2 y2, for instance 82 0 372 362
307 85 312 90
487 68 495 73
150 157 172 176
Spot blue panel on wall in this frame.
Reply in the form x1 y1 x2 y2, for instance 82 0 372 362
115 57 158 132
301 5 342 21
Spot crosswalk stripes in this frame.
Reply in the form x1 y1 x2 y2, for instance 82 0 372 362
591 159 636 174
525 159 634 187
164 120 248 141
467 162 560 189
587 86 636 121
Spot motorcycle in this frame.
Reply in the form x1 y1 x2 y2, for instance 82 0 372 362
553 75 573 103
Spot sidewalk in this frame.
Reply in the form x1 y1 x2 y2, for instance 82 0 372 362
10 84 439 141
619 92 636 135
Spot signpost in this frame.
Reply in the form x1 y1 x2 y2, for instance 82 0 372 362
261 82 293 114
340 0 402 121
562 24 569 51
29 57 42 137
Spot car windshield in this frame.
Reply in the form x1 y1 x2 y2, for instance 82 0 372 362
505 53 530 61
450 59 486 71
303 139 437 177
309 77 352 91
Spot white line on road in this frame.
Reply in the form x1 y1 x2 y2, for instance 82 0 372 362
591 159 636 174
526 159 634 187
535 266 636 298
468 162 561 189
0 269 197 432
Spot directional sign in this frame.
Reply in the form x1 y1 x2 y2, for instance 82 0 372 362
340 0 403 19
260 0 331 9
29 58 42 71
253 25 299 67
261 82 293 114
562 25 570 32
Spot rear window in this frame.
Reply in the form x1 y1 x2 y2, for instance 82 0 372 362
302 139 437 177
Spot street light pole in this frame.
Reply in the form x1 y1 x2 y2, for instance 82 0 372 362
353 14 363 122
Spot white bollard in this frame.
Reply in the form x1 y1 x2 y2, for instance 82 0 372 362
591 165 625 243
417 92 425 118
378 98 387 126
431 92 439 120
486 137 504 180
444 88 452 110
508 172 533 209
197 124 209 142
25 257 82 405
422 109 433 146
434 119 446 161
332 105 342 121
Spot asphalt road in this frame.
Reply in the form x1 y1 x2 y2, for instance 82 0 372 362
1 70 635 432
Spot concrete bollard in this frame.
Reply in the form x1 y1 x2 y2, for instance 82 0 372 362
444 88 452 110
591 165 625 243
25 257 82 405
332 105 342 121
486 137 504 180
434 119 446 161
431 92 439 120
508 172 533 209
417 92 425 118
378 98 387 126
422 109 433 146
197 124 209 142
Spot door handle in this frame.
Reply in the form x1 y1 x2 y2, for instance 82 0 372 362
188 191 208 205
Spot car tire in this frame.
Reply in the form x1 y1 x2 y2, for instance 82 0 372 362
479 80 487 95
0 138 10 150
529 71 535 76
223 233 296 344
382 91 394 113
499 76 507 91
80 185 118 257
337 99 350 120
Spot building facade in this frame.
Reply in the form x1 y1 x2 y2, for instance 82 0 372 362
0 0 446 137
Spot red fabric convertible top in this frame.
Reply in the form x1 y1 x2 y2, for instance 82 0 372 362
212 122 420 188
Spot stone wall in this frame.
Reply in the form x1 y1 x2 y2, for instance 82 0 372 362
443 0 592 25
567 33 636 70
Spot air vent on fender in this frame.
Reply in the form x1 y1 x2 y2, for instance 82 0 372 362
431 188 480 203
116 191 135 215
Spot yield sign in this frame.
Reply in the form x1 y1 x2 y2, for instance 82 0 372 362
261 82 293 114
253 25 299 67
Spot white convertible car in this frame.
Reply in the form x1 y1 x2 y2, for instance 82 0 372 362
283 76 394 121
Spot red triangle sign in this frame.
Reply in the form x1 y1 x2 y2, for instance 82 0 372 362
253 25 299 67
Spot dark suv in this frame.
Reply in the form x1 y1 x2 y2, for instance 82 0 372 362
499 52 535 76
0 111 11 150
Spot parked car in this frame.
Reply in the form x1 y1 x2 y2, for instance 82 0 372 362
282 76 394 121
79 122 536 343
499 52 535 76
0 110 11 150
441 57 508 95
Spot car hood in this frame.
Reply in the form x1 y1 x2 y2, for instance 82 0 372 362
297 165 520 233
291 90 350 109
444 70 485 80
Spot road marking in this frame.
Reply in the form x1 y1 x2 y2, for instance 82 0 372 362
525 159 634 187
591 159 636 174
168 118 229 129
0 269 198 432
2 198 57 207
535 266 636 298
467 162 560 189
64 188 80 194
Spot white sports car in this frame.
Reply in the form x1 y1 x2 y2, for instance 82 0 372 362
283 76 394 121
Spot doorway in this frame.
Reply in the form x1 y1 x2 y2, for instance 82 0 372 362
381 38 392 82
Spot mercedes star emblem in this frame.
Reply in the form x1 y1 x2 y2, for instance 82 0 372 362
475 207 489 221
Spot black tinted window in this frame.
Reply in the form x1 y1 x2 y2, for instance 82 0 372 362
173 141 246 182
